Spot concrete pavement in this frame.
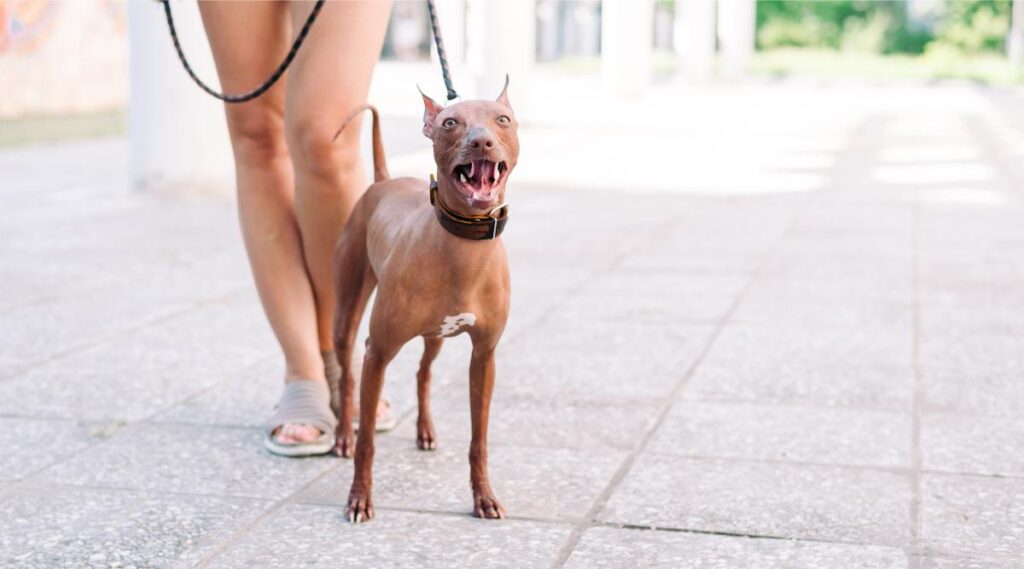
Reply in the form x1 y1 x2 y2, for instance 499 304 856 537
1 81 1024 568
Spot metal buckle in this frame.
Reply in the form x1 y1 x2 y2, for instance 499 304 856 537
487 203 508 240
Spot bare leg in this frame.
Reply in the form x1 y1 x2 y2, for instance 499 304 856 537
285 0 393 432
417 337 443 450
199 2 326 445
284 0 392 350
469 345 505 519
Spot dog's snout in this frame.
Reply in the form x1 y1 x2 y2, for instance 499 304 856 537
466 128 495 150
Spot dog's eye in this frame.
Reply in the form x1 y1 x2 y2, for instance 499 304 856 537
442 118 458 129
496 115 511 125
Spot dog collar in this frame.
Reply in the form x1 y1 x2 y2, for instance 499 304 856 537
429 175 509 241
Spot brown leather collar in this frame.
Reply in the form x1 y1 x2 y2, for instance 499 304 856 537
429 176 509 240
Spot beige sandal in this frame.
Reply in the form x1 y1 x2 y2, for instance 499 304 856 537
264 380 337 457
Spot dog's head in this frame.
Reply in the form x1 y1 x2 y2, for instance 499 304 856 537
422 76 519 211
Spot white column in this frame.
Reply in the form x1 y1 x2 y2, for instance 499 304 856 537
1010 0 1024 65
127 1 233 195
601 0 654 99
717 0 756 77
675 0 717 81
465 0 534 109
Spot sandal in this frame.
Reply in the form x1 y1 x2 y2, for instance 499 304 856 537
264 380 337 457
323 350 396 433
354 399 397 433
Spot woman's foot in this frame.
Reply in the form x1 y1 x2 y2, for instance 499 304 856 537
272 399 394 444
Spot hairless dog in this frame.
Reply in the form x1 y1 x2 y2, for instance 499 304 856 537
331 78 519 523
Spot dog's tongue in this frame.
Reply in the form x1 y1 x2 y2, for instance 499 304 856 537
475 159 496 185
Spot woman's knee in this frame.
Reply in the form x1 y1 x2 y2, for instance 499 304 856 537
288 113 363 179
225 105 289 166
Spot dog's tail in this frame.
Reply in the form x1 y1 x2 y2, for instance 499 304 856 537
332 104 389 183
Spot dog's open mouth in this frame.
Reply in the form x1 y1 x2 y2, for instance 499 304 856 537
452 159 507 205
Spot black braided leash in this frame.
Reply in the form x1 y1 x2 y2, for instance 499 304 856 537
161 0 458 104
159 0 324 103
425 0 458 100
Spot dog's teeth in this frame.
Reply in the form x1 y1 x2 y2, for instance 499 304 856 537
468 162 475 178
460 172 468 184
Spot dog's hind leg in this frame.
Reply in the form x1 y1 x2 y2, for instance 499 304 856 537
331 204 376 458
415 337 443 450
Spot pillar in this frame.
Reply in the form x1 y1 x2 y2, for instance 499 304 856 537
675 0 717 81
126 0 233 195
717 0 756 77
601 0 654 99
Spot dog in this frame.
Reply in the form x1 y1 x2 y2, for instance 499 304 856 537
331 78 519 523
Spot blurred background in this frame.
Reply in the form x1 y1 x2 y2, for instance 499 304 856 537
3 0 1023 190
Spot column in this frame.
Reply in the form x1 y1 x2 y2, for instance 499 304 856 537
465 0 534 109
717 0 756 77
1010 0 1024 66
675 0 717 81
126 0 233 195
601 0 654 99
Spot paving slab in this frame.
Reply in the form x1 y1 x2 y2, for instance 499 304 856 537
599 454 911 546
920 473 1024 560
648 401 910 469
684 357 913 412
204 505 570 569
393 384 659 451
0 418 97 479
296 436 626 521
0 484 269 569
37 423 336 500
564 527 908 569
922 413 1024 477
921 368 1024 417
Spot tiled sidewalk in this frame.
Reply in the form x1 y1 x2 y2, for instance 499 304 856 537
2 83 1023 568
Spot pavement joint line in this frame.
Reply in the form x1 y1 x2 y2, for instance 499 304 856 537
286 500 583 526
2 356 281 485
7 479 282 505
547 192 817 568
192 459 345 569
140 353 280 425
908 201 925 569
0 285 254 383
600 521 895 549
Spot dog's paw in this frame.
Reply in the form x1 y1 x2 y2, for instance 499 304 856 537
345 490 374 524
416 419 437 451
472 491 506 520
331 429 355 459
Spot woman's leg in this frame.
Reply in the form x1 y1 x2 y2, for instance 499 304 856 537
199 2 326 444
283 0 393 351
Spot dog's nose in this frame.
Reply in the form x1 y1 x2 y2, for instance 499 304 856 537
467 129 495 150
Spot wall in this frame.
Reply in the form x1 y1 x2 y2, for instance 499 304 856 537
0 0 127 119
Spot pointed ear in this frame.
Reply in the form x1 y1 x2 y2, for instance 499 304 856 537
419 85 444 138
496 74 511 108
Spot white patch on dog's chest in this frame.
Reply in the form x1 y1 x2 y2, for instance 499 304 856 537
439 313 476 337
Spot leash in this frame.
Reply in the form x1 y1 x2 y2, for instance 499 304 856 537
425 0 458 101
160 0 458 104
159 0 324 103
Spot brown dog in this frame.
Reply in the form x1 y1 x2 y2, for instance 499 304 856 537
331 79 519 523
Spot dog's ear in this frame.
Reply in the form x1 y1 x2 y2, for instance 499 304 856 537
419 86 444 138
496 74 511 108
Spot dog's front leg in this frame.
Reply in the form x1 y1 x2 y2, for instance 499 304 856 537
346 341 391 523
468 344 505 519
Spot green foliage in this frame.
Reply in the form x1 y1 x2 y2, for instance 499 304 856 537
756 0 1012 56
930 0 1011 54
